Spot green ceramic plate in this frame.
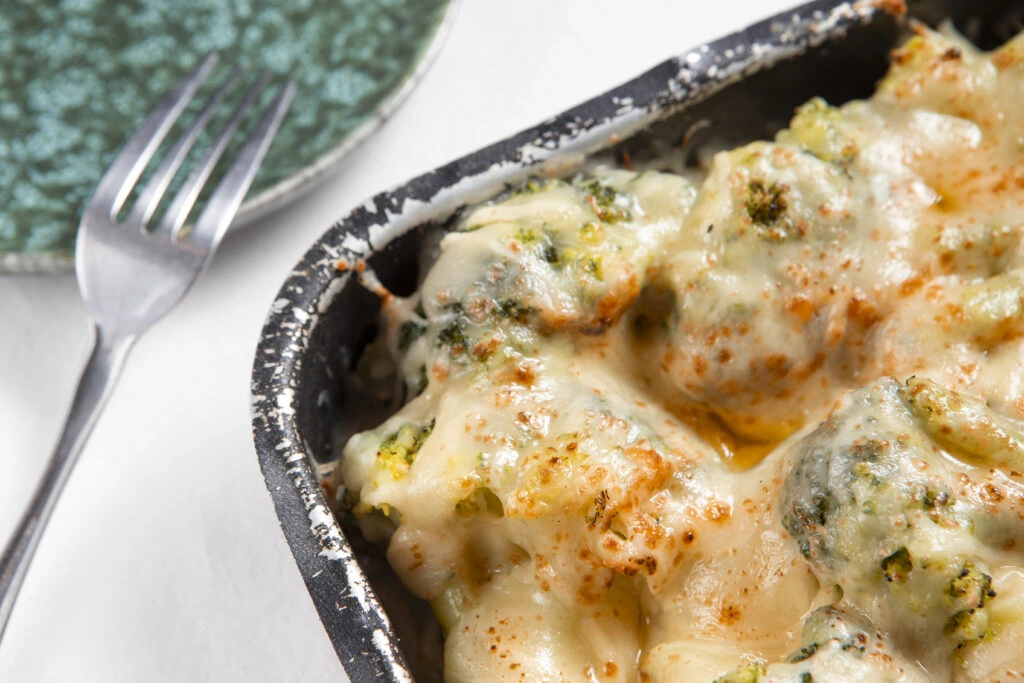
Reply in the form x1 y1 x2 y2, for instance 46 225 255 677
1 0 455 272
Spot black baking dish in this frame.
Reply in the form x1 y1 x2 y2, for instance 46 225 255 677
250 1 1024 680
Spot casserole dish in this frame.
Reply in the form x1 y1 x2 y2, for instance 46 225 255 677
251 0 1024 679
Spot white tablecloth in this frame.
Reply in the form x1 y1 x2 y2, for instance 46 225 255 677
0 1 796 679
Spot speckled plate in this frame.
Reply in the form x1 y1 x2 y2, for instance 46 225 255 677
0 0 457 273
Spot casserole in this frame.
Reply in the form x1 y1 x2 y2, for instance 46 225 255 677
251 0 1024 679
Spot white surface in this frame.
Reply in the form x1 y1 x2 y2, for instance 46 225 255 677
0 1 797 680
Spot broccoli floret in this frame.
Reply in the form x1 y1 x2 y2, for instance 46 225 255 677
781 377 1013 664
397 319 426 352
540 241 560 265
432 302 497 363
946 606 988 644
573 175 632 223
436 319 467 352
415 366 428 395
776 97 858 167
945 564 997 643
714 607 923 682
948 564 996 607
792 607 874 659
454 486 504 517
514 177 554 195
881 547 913 584
512 225 543 244
745 178 788 226
747 607 927 682
713 663 765 683
485 177 558 208
430 172 645 340
496 299 534 323
376 419 435 479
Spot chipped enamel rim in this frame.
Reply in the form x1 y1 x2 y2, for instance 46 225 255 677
3 0 460 275
250 0 892 678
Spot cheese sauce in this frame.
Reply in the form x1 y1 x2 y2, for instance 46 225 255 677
336 25 1024 682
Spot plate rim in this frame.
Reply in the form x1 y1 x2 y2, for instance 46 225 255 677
0 0 460 275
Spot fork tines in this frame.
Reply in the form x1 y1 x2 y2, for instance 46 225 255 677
90 53 295 248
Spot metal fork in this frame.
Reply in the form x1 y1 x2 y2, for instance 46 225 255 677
0 54 295 642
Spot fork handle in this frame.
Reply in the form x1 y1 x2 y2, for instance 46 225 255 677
0 324 134 642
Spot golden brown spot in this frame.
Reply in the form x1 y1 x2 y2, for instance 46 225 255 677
706 501 732 522
994 49 1021 69
764 353 789 378
513 361 537 386
992 177 1011 195
785 294 815 323
720 604 742 625
432 361 450 383
465 297 489 320
576 580 601 606
847 293 881 329
981 483 1005 504
472 336 501 360
899 275 924 297
943 302 966 324
891 45 911 66
693 354 709 377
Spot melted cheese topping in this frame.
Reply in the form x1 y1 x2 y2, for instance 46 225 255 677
336 25 1024 682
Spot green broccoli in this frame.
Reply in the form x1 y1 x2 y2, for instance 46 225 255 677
573 175 632 223
375 418 435 479
745 178 788 226
781 377 1013 665
713 607 923 681
713 663 765 683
